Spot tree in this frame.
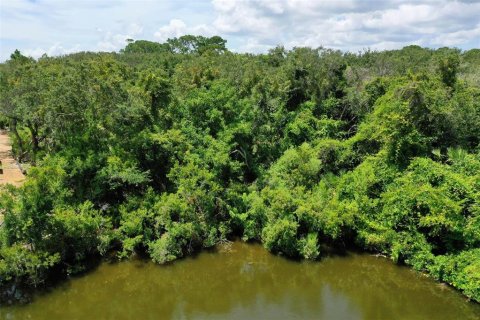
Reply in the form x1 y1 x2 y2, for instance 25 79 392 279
438 51 460 87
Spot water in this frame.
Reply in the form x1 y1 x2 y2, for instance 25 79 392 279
1 242 479 320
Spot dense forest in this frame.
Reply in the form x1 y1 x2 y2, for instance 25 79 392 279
1 36 479 303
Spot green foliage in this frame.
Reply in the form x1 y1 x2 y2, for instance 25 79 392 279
299 233 320 260
0 245 60 286
147 222 201 264
437 51 460 87
1 42 479 302
48 202 110 271
262 219 299 257
430 249 480 301
122 40 170 54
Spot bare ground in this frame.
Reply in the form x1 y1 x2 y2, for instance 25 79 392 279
0 130 25 225
0 130 25 187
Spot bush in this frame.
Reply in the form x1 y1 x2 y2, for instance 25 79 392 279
262 219 299 257
0 245 60 286
430 249 480 302
299 233 320 260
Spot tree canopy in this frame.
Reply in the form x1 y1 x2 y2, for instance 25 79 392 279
1 36 480 302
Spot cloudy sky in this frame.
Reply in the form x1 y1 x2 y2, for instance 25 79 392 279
1 0 479 61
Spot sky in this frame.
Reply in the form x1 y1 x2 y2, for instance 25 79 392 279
1 0 479 61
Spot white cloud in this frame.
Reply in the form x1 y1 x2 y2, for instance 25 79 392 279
97 23 144 52
154 19 188 41
431 23 480 47
212 0 277 35
127 23 144 36
23 43 81 59
208 0 480 52
1 0 480 61
153 19 216 42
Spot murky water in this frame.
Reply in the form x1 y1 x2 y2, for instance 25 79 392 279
1 242 479 320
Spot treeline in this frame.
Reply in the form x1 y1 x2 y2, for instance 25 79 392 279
0 36 479 302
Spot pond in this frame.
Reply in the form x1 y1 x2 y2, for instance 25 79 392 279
1 242 479 320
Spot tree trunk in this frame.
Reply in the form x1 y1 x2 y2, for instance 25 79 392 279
27 123 39 165
10 118 24 162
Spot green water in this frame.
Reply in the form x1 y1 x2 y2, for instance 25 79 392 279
1 242 479 320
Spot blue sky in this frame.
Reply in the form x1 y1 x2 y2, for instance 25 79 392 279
1 0 479 61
